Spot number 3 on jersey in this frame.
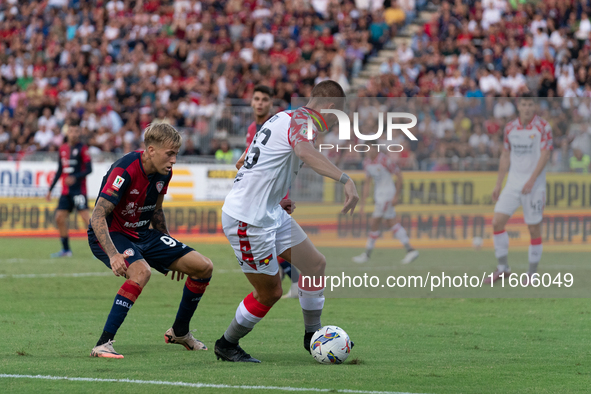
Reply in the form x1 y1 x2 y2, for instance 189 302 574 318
244 128 271 169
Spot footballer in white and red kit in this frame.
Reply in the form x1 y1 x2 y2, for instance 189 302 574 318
352 147 418 264
236 85 301 298
215 81 359 363
486 95 553 285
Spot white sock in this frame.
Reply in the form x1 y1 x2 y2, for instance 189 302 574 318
529 237 542 274
493 230 509 271
392 223 411 250
365 231 380 255
298 276 325 332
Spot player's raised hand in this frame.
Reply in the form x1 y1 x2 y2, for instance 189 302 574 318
165 270 185 281
110 252 130 277
280 198 296 214
342 179 359 215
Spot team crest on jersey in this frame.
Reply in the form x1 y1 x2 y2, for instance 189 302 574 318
121 202 137 217
112 175 125 191
73 149 78 156
156 181 164 193
529 134 536 139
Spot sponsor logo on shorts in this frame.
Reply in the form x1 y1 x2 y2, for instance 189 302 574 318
156 181 164 193
112 175 125 191
259 254 273 266
124 248 135 257
124 220 150 228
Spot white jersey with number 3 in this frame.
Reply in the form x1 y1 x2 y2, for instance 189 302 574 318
222 108 324 227
503 115 553 191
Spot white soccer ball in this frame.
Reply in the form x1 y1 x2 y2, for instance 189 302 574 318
472 236 483 249
310 325 352 364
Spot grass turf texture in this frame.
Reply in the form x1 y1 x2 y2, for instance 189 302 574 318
0 238 590 394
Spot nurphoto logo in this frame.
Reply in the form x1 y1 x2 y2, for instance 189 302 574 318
307 110 418 153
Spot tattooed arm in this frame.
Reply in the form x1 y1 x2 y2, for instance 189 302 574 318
151 194 169 235
92 197 128 277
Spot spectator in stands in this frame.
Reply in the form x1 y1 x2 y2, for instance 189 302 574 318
215 139 234 164
570 148 591 173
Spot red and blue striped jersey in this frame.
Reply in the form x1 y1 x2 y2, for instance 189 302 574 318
91 151 171 239
49 142 92 196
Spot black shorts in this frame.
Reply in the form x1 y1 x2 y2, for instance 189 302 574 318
57 194 88 212
88 229 195 274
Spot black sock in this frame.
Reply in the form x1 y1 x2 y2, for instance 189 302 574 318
61 237 70 251
217 334 236 348
172 321 189 337
96 330 115 346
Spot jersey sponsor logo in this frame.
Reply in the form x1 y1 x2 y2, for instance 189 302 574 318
138 204 156 212
124 248 135 257
121 202 137 216
130 189 140 194
512 142 534 155
156 181 164 193
112 175 125 191
124 219 150 228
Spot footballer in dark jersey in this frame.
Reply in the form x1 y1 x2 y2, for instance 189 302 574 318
87 123 213 359
46 123 92 257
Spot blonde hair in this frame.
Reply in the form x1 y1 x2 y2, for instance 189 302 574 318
143 122 182 149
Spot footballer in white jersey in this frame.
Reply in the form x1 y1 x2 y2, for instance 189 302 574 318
485 95 553 286
215 81 359 363
352 147 418 265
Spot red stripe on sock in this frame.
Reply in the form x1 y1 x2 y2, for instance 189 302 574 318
493 230 506 235
298 275 325 291
185 277 210 294
243 292 271 318
117 279 143 303
531 237 542 245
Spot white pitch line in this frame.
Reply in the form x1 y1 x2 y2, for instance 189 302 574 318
0 272 112 279
0 268 244 279
0 374 423 394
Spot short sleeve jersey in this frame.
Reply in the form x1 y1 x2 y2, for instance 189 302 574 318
56 142 92 196
363 153 400 199
503 115 553 190
91 151 171 239
223 107 326 227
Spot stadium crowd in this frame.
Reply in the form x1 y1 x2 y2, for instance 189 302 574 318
0 0 590 173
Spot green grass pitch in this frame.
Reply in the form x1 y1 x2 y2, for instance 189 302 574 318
0 238 590 393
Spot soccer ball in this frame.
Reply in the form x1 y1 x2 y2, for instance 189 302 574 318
310 325 352 364
472 236 483 249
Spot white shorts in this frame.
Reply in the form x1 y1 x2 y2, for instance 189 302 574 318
373 199 396 219
494 186 545 225
222 210 308 276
